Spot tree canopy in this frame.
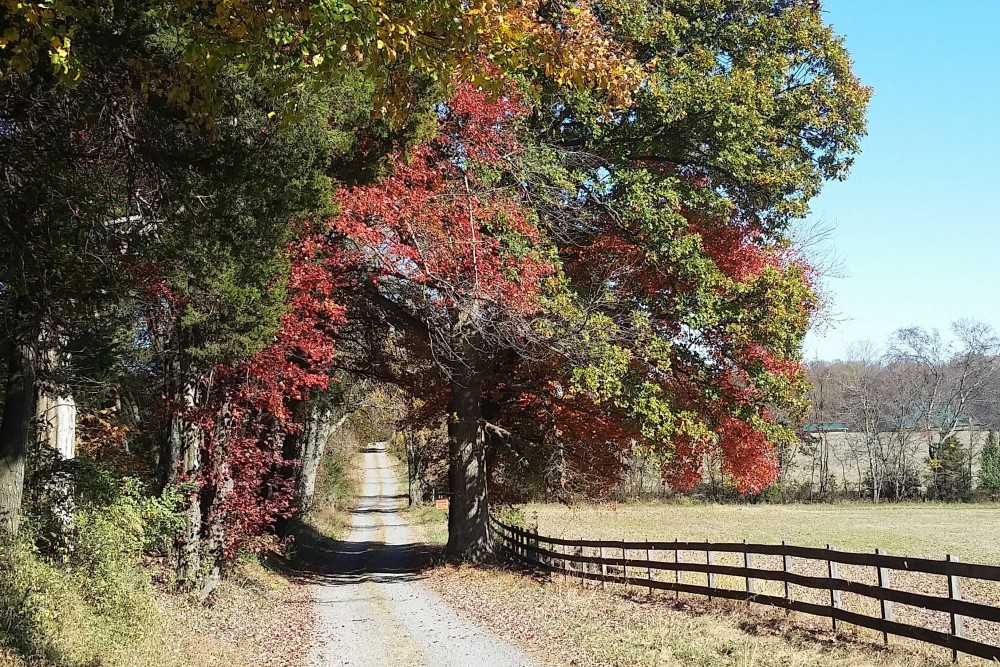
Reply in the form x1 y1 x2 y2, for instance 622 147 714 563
0 0 869 576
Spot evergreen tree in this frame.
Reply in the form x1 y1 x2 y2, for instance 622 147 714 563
981 430 1000 496
928 436 972 502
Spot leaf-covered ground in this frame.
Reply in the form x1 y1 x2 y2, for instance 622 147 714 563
424 564 957 667
407 501 1000 666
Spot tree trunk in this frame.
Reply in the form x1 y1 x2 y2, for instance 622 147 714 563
296 403 331 512
198 401 232 601
0 331 37 535
444 352 490 560
406 441 428 507
168 367 204 587
34 339 77 525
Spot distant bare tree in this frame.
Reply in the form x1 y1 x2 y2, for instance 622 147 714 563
889 320 1000 460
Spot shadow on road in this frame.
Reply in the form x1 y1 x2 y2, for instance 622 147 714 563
271 516 441 587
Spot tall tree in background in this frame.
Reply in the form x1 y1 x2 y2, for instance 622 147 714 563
981 430 1000 498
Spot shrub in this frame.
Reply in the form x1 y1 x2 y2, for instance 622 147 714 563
0 475 184 664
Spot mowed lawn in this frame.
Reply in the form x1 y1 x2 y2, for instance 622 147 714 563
526 502 1000 564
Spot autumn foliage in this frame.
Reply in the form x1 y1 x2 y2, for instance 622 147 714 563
1 0 868 582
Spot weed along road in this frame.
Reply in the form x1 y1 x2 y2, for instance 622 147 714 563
306 443 538 667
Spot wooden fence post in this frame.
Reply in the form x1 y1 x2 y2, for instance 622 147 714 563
828 544 841 632
600 545 607 589
646 540 653 596
876 548 893 645
743 540 754 602
622 545 628 589
782 540 793 612
674 538 681 600
707 540 715 601
948 554 964 662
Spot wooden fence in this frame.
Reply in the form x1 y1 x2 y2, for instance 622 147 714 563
490 517 1000 662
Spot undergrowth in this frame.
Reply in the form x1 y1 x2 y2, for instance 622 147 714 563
0 468 308 667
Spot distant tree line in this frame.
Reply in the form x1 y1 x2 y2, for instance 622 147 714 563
802 320 1000 502
612 320 1000 504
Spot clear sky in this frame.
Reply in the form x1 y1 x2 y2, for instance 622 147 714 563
802 1 1000 361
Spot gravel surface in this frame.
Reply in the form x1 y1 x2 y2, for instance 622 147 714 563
306 443 538 667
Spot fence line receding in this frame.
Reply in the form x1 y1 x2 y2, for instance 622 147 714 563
490 516 1000 663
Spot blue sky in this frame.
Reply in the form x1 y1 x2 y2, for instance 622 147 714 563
802 1 1000 360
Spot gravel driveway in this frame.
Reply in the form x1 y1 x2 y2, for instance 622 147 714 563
306 443 538 667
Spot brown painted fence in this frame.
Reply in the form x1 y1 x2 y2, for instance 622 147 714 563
490 516 1000 662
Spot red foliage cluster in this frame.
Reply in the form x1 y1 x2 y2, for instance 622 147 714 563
659 417 778 494
155 229 350 557
692 220 777 282
330 83 553 315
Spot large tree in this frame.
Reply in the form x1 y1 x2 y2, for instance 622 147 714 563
0 0 637 541
328 0 870 558
329 84 559 558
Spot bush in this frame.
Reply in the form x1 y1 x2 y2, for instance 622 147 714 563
861 466 923 501
0 476 184 664
496 505 530 531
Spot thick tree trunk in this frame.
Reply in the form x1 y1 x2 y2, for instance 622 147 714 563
0 332 37 535
168 368 204 587
35 390 76 459
296 403 331 512
444 354 490 560
198 401 232 601
34 324 76 462
34 338 77 525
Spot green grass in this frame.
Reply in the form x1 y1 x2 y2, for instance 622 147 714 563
525 501 1000 564
300 450 365 542
404 504 449 546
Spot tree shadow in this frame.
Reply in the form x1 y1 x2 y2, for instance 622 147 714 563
270 517 442 587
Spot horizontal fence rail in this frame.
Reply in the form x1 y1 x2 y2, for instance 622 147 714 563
490 517 1000 663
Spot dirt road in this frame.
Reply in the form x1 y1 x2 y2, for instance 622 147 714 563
306 443 538 667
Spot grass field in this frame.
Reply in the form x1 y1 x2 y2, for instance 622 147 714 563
402 500 1000 665
525 502 1000 564
502 501 1000 662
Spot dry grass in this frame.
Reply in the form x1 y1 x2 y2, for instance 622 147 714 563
525 502 1000 564
510 502 1000 661
134 559 314 667
426 564 953 667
